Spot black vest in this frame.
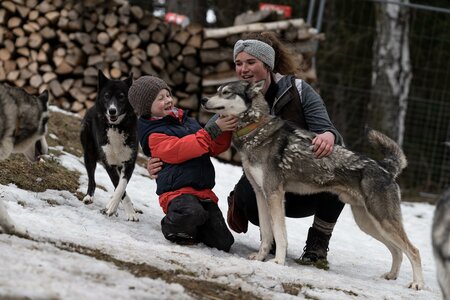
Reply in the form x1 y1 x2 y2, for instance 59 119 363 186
270 75 308 130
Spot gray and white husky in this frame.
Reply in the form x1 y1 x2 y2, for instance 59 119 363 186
432 153 450 299
202 80 424 290
0 83 49 237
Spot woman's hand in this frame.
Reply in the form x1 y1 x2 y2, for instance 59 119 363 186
147 157 163 179
312 131 335 158
215 115 239 132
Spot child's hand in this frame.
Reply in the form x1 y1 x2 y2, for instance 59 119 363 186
147 157 162 179
215 115 239 132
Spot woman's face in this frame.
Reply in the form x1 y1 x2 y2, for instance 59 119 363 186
235 52 271 93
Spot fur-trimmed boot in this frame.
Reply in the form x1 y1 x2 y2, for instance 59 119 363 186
297 227 331 268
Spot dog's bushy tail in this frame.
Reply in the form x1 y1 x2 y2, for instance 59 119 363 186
367 129 407 178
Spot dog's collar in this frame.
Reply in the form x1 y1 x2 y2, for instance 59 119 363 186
234 116 270 137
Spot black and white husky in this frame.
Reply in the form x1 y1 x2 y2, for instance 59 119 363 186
0 83 49 237
80 70 140 221
202 80 424 290
432 147 450 299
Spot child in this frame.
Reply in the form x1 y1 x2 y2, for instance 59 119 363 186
128 75 237 252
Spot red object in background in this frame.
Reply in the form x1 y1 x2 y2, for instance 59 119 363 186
259 3 292 18
165 12 190 27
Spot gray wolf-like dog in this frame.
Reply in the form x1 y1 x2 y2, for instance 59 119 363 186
80 70 140 221
432 164 450 299
0 83 49 237
201 80 424 289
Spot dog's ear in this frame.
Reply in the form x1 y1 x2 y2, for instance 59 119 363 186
253 80 265 92
37 90 49 107
246 80 265 99
98 69 108 90
124 72 133 87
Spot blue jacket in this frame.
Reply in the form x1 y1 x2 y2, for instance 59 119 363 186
137 110 216 196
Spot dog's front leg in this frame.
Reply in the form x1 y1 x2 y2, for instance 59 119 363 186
248 188 273 262
104 163 139 221
120 161 139 221
121 194 139 221
267 186 287 265
0 200 28 238
0 137 14 161
104 167 126 217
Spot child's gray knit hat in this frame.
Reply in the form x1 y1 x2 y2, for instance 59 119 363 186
233 39 275 70
128 75 169 117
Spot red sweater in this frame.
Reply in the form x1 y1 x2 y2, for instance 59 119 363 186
148 111 232 213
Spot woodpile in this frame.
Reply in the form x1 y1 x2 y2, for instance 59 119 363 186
1 1 324 161
0 0 205 113
0 0 322 116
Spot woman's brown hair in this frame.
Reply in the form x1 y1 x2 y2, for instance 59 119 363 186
241 31 302 76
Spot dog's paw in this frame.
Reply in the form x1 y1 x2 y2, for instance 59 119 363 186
408 281 424 290
381 272 398 280
126 212 139 222
248 252 265 261
100 208 118 217
82 195 93 205
267 257 285 265
105 199 120 216
11 224 29 239
1 223 29 239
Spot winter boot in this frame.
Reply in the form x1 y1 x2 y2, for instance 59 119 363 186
296 227 331 269
166 232 198 246
227 191 248 233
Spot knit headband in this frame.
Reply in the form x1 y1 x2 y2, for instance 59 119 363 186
233 39 275 70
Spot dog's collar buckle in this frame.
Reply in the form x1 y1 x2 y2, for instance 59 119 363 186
235 117 270 137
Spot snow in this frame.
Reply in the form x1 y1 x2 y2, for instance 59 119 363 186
0 148 443 299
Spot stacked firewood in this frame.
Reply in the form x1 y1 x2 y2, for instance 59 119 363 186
0 1 323 136
0 0 205 112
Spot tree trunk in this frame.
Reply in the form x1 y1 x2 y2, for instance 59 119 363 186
369 0 411 147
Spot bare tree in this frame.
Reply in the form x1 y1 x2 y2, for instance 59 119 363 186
369 0 411 147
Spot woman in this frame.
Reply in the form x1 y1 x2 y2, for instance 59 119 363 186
149 31 344 266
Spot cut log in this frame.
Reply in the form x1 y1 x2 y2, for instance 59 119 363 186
49 79 65 97
146 43 160 57
173 30 190 45
29 74 43 88
167 42 181 57
204 19 306 39
200 49 233 64
126 33 140 49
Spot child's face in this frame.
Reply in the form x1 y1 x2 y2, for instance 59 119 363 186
151 89 174 117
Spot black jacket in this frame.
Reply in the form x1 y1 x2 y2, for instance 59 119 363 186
269 74 344 145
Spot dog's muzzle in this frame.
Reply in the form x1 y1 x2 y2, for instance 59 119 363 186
200 97 209 106
107 107 120 123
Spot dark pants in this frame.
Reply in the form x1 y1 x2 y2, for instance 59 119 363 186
161 194 234 252
234 175 345 226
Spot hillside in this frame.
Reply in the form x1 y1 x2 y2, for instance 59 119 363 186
0 107 442 299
